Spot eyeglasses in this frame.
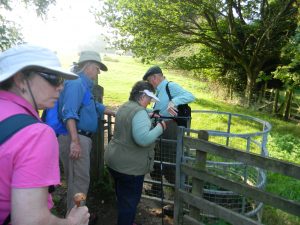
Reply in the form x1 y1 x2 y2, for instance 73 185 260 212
36 71 64 87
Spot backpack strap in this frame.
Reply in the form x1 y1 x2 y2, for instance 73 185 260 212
166 81 172 101
0 114 39 145
0 114 39 225
2 214 10 225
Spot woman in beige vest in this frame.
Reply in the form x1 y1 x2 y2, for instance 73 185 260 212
105 81 168 225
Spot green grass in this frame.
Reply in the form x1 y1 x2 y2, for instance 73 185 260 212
61 53 300 225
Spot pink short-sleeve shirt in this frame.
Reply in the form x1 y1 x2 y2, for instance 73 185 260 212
0 90 60 223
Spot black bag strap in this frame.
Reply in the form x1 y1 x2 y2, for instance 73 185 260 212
0 114 39 145
166 81 172 101
0 114 39 225
2 214 10 225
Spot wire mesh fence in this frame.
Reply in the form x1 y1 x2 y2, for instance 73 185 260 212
142 110 271 225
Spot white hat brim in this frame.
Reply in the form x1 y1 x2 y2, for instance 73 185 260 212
0 64 78 82
0 44 78 82
143 89 159 102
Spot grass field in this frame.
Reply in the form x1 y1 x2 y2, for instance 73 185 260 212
61 53 300 225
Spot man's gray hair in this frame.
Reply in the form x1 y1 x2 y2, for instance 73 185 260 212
71 61 93 74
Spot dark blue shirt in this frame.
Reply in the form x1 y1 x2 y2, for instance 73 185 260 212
59 72 105 133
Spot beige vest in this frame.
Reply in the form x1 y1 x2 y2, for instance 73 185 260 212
104 101 155 175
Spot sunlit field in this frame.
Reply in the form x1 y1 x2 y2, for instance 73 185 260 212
60 53 300 225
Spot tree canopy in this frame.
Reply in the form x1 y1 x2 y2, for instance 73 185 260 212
97 0 299 104
0 0 55 51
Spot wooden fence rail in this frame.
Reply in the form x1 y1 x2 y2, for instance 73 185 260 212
174 128 300 225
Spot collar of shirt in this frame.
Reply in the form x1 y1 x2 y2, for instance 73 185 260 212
156 79 168 95
0 90 41 120
152 79 172 116
78 72 94 90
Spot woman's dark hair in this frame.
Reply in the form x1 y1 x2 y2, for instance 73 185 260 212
129 81 155 102
0 68 40 90
0 77 14 90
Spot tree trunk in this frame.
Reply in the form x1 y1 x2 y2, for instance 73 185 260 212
245 76 255 106
283 89 293 121
244 66 261 107
272 89 280 114
257 85 263 104
228 83 233 100
262 82 267 99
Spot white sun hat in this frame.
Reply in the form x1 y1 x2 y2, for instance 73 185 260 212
0 44 78 82
143 89 160 102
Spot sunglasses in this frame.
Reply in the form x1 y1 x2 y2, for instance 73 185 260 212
35 71 64 87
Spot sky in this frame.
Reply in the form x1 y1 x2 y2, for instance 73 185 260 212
3 0 107 54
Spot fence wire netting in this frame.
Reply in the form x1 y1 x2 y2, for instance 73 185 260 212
104 111 271 224
140 111 271 225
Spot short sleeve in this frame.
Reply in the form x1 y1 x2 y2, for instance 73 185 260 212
11 123 60 188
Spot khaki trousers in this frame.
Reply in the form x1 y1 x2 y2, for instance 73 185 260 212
58 134 92 211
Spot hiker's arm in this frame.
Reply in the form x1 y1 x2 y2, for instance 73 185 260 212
167 82 195 106
95 102 116 117
132 110 164 146
11 187 89 225
66 118 81 160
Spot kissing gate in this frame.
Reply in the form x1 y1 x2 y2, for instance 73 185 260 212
143 110 271 224
96 110 300 225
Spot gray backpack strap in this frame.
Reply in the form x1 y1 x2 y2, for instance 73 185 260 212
0 114 39 144
0 114 39 225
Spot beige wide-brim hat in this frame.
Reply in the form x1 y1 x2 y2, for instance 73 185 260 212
78 51 108 71
0 44 78 82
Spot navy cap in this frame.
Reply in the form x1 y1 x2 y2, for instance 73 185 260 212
143 66 162 80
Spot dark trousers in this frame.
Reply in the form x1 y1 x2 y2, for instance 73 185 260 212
108 167 144 225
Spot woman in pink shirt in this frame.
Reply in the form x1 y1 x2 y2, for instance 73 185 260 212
0 44 89 225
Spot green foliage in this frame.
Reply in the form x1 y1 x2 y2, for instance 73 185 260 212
0 15 23 51
267 173 300 200
97 0 299 102
22 0 56 17
211 220 231 225
0 0 55 50
273 26 300 90
263 206 300 225
267 134 300 163
90 166 115 199
93 55 300 224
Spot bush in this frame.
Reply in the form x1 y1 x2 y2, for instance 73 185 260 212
267 134 300 163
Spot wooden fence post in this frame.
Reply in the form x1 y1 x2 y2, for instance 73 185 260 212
90 84 105 183
174 126 185 225
190 131 209 221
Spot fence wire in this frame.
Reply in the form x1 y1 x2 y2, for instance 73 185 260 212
141 110 271 225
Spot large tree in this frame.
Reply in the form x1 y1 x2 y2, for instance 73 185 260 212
0 0 55 51
97 0 299 104
272 25 300 119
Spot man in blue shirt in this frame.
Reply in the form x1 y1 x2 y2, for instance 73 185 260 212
143 65 195 202
58 51 115 214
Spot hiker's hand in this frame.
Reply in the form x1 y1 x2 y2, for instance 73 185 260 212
157 120 166 131
167 101 178 116
69 141 81 160
67 205 89 225
149 112 160 118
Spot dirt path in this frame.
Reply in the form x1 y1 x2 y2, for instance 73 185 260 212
93 198 173 225
53 183 173 225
